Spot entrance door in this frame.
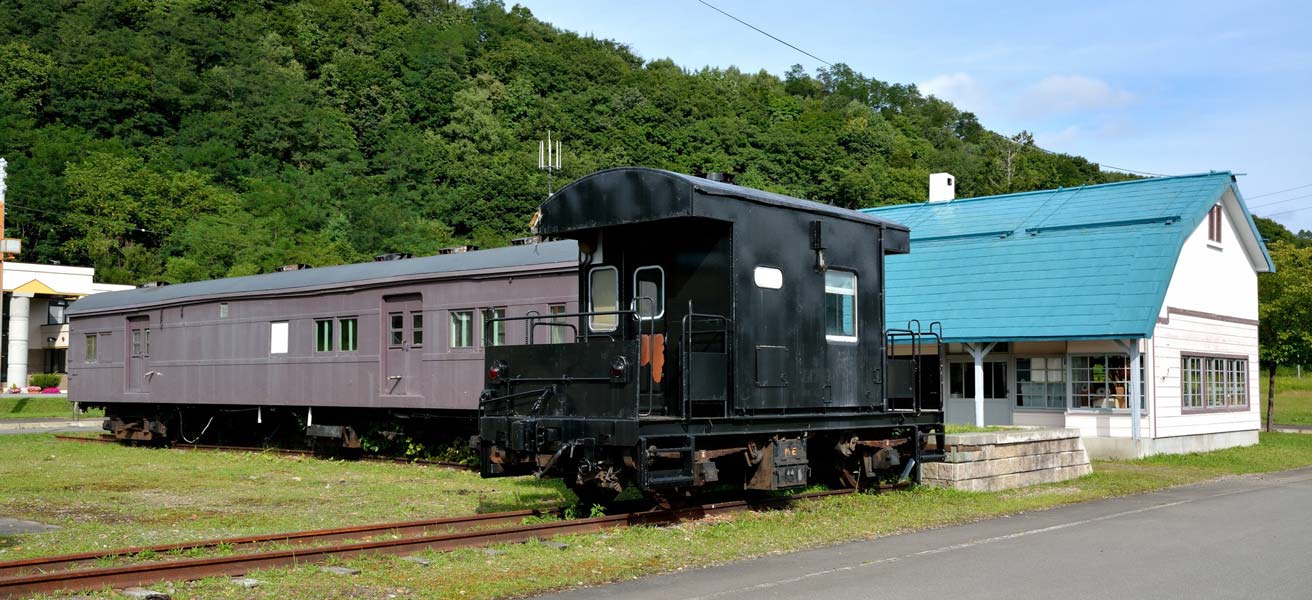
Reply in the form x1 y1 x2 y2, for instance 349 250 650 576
945 360 1010 425
382 295 424 396
126 316 151 393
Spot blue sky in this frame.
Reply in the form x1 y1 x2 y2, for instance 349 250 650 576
514 0 1312 233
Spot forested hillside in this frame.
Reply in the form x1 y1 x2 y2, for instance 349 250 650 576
0 0 1132 285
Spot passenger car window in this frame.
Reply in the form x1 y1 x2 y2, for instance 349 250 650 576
450 310 473 348
824 270 857 342
633 266 664 320
589 267 619 332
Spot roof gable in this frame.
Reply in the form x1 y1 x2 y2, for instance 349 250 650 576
864 172 1272 342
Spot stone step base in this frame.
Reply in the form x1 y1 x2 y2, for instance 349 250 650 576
924 463 1093 493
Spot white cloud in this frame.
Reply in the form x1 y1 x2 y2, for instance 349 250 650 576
1018 75 1134 115
918 72 988 111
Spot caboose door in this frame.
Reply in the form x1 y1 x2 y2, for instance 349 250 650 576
126 316 151 393
382 295 423 396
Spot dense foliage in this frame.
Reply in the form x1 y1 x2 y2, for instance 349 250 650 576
0 0 1132 285
1259 241 1312 430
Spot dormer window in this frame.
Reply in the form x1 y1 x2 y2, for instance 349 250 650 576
1207 204 1222 244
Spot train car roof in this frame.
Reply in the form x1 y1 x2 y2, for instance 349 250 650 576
68 241 579 316
536 167 909 236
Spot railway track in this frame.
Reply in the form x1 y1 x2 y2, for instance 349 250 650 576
0 490 853 598
52 434 474 470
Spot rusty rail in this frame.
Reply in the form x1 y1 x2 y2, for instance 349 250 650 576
0 490 853 598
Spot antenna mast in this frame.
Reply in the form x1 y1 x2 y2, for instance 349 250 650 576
538 131 562 197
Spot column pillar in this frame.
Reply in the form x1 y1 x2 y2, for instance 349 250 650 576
6 292 30 387
965 342 997 427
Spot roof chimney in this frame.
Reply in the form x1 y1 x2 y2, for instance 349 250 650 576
929 173 955 202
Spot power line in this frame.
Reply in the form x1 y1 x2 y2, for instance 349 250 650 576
696 1 1165 181
1263 203 1312 219
1249 192 1312 210
695 0 832 67
1245 182 1312 201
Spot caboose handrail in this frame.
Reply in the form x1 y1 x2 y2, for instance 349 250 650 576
680 300 732 423
483 309 638 346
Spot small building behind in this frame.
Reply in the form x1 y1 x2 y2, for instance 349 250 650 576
865 172 1273 458
2 262 132 387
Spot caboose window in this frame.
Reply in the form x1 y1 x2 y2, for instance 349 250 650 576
315 320 334 352
85 334 98 362
633 266 664 320
412 313 424 347
824 270 858 342
588 266 619 332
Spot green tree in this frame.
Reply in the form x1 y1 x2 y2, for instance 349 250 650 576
1259 242 1312 431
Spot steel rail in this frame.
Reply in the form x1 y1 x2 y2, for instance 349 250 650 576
0 490 854 598
0 508 554 579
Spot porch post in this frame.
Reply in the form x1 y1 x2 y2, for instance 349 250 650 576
965 342 997 428
1129 340 1142 441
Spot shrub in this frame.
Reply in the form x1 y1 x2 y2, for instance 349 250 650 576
29 373 62 389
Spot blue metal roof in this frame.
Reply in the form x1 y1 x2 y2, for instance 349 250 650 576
864 172 1274 342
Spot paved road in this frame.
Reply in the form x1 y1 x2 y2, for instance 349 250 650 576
0 417 103 436
540 467 1312 600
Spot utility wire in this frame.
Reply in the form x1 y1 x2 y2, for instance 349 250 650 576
694 1 1166 179
1249 192 1312 210
695 0 833 67
1262 203 1312 219
1245 182 1312 201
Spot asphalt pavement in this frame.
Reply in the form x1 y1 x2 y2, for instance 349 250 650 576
539 467 1312 600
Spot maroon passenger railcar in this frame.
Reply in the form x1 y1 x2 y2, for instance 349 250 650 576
66 242 578 447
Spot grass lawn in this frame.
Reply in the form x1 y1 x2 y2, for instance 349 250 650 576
0 396 102 420
1261 374 1312 426
4 432 1312 599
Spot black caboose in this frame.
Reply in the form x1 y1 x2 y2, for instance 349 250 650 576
478 167 942 503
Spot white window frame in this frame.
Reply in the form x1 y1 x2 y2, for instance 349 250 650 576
1069 353 1145 412
824 269 858 343
632 265 665 321
1014 356 1067 410
588 266 620 333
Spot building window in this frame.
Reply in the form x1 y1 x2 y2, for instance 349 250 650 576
1208 204 1223 243
483 308 506 346
44 349 67 374
219 303 229 318
588 266 619 332
450 310 474 348
1182 355 1247 411
315 320 334 352
949 362 1007 399
1072 354 1144 410
389 313 404 346
824 270 858 342
633 266 664 320
144 329 150 355
132 330 143 357
270 321 289 354
549 304 569 344
85 334 98 363
1016 357 1066 409
47 299 69 325
339 318 358 352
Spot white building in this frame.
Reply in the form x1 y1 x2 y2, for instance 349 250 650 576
866 172 1273 458
2 262 133 387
